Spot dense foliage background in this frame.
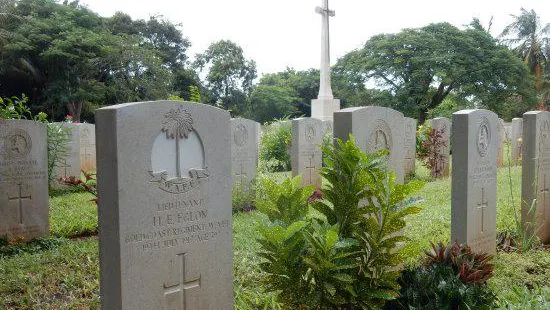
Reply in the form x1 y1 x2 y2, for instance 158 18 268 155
0 0 548 123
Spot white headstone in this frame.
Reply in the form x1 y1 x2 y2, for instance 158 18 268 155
52 122 81 187
79 123 96 172
334 106 405 183
96 101 232 309
231 118 260 187
521 111 550 244
404 117 417 176
451 109 498 254
497 119 505 167
511 118 523 165
292 118 323 188
0 119 48 241
429 117 451 178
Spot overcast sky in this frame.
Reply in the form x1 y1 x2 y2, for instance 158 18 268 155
80 0 549 76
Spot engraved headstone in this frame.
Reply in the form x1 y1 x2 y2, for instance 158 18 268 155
79 123 96 172
497 119 505 167
292 118 323 188
96 101 232 310
0 119 48 241
334 106 405 183
511 118 523 165
404 117 417 176
322 120 333 136
451 109 498 254
429 117 451 178
52 122 81 186
521 111 550 244
231 118 260 187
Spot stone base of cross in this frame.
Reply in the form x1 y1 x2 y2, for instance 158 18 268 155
311 98 340 122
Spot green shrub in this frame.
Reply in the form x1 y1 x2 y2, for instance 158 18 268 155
232 180 258 213
259 122 292 172
387 241 497 309
498 285 550 309
47 123 72 187
256 135 423 309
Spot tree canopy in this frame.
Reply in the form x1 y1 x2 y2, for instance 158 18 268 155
336 22 535 123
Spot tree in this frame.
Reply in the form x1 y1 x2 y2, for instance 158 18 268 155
161 108 193 179
0 0 180 121
249 84 300 123
337 22 535 123
500 8 550 108
194 40 256 110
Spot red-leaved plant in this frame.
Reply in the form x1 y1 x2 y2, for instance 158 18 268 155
425 241 494 284
60 170 97 204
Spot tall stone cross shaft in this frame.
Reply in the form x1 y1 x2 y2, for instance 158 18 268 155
311 0 340 121
315 0 335 100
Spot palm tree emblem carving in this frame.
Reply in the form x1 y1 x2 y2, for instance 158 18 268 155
161 108 194 179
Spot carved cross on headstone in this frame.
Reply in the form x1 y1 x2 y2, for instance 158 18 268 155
305 155 316 184
163 253 201 310
8 183 32 224
59 158 71 178
235 163 247 184
540 173 549 221
477 188 488 233
82 147 93 163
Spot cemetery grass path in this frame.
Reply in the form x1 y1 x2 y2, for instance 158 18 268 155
0 166 549 308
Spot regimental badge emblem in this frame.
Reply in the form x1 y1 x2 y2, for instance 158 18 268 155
477 117 491 157
2 129 32 159
234 124 248 147
368 119 392 153
149 108 209 194
305 123 316 141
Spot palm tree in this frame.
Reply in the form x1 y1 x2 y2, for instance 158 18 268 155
500 8 550 108
161 108 194 178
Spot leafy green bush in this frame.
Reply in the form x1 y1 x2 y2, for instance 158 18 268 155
259 122 292 172
498 285 550 309
232 179 258 213
386 241 497 309
47 123 72 187
256 135 423 309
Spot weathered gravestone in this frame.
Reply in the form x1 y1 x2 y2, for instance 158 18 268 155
404 117 417 176
334 106 405 184
429 117 451 178
52 122 81 186
231 118 260 187
292 118 323 188
322 120 333 136
96 101 232 310
497 119 505 167
521 111 550 244
79 123 96 172
0 119 48 241
511 118 523 165
451 109 498 254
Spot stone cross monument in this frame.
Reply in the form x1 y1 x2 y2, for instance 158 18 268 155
311 0 340 121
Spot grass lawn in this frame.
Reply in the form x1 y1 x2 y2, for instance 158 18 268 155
1 164 549 309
